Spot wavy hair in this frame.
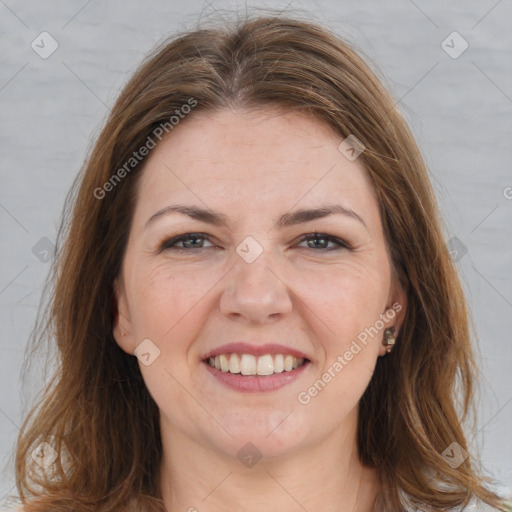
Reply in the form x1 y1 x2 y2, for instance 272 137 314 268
12 11 509 512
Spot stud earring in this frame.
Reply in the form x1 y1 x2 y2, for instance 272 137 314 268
383 327 396 354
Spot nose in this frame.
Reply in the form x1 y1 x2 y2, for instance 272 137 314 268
219 248 293 324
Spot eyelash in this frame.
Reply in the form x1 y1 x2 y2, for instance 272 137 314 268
157 232 351 253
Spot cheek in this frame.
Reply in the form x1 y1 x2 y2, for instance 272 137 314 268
300 267 385 414
305 261 390 337
126 264 212 416
128 262 214 338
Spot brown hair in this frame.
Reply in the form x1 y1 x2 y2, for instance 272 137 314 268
12 11 509 512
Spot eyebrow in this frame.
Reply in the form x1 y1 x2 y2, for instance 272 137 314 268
144 204 367 231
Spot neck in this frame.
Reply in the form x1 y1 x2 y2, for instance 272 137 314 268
158 417 381 512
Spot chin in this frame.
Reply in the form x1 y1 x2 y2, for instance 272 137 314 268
205 413 310 459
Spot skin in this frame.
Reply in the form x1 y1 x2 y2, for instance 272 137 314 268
113 107 407 512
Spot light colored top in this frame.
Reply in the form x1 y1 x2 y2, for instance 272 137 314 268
0 496 508 511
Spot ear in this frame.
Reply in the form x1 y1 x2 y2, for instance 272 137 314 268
112 276 135 355
378 275 408 357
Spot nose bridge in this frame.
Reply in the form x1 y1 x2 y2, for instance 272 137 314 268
219 236 293 322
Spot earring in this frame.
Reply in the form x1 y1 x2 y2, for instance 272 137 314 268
383 327 396 354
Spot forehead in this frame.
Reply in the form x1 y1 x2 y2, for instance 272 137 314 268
132 108 379 230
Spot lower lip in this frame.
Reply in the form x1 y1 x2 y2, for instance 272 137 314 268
203 360 310 392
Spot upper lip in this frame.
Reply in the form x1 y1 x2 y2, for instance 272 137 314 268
202 342 311 361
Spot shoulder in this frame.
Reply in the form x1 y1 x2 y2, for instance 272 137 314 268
404 496 510 511
445 497 510 511
0 497 144 512
0 500 25 512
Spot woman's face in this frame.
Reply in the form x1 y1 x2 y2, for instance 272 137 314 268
113 107 405 459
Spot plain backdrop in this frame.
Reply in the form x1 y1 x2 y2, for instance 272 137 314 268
1 0 511 505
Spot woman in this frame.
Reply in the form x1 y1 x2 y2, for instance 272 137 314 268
10 12 510 512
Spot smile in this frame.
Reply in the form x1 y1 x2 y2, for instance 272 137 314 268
206 353 307 376
203 354 310 392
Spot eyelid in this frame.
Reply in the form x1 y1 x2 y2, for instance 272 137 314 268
297 232 351 250
157 232 214 252
157 231 351 252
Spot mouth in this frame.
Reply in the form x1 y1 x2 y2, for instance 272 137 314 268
203 353 310 376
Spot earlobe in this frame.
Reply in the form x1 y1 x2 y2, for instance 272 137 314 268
112 278 134 354
393 287 407 335
379 281 408 357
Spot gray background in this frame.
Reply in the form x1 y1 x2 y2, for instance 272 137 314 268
1 0 511 505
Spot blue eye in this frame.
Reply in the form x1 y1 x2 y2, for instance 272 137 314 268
297 232 350 251
159 233 213 251
158 232 351 253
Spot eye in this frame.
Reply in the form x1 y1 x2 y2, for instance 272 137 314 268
158 231 351 253
297 232 351 251
158 233 214 252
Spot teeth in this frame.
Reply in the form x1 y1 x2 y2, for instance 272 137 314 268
257 354 274 376
229 353 240 374
274 354 284 373
240 354 256 375
219 354 230 372
206 353 306 375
